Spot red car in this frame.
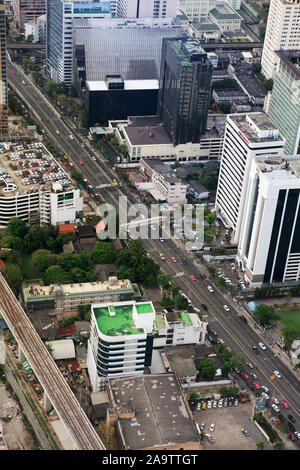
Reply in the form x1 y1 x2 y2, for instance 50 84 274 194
190 275 197 282
281 401 289 409
288 433 296 441
241 372 249 380
11 69 15 75
253 382 260 390
171 257 177 263
273 416 280 422
79 161 84 165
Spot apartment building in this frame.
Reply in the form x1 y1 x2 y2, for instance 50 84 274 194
178 0 241 22
215 113 286 243
12 0 46 30
261 0 300 79
238 156 300 287
153 310 207 347
116 0 177 18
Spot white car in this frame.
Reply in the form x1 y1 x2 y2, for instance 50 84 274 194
294 432 300 440
209 423 215 432
261 385 269 393
207 400 212 409
258 342 266 350
22 80 26 85
56 130 60 134
207 285 214 293
272 404 280 413
262 392 269 400
69 134 74 140
223 305 230 312
274 370 281 378
273 398 279 405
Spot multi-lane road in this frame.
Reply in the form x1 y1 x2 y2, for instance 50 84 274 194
7 58 300 446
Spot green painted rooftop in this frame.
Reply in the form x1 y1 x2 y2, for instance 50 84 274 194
93 303 146 337
181 311 192 326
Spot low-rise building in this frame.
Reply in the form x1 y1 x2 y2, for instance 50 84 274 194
153 310 207 347
188 22 222 42
140 159 187 205
208 2 242 32
213 88 249 104
22 277 138 314
234 73 267 106
106 374 201 450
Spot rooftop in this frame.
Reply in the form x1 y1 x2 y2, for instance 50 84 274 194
209 3 242 21
255 156 300 180
235 72 267 97
192 22 221 32
23 278 133 300
229 112 284 144
108 374 200 450
93 301 154 337
125 124 171 146
0 143 74 197
86 79 159 92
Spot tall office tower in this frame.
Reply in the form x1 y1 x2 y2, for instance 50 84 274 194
177 0 241 22
261 0 300 79
268 51 300 155
12 0 46 30
215 113 286 243
0 2 8 137
46 0 112 86
158 38 212 146
116 0 177 18
238 156 300 287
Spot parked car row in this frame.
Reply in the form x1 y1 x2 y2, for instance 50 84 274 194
196 397 239 411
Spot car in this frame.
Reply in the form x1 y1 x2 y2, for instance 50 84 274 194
223 305 230 312
159 253 165 261
211 330 218 337
253 382 261 390
56 130 60 135
262 392 269 400
69 134 74 140
22 80 26 85
240 315 247 324
258 342 266 350
278 414 285 422
207 400 212 409
272 416 280 423
242 429 250 437
209 423 215 432
288 415 296 423
234 399 239 406
217 338 224 344
272 404 280 412
201 304 208 311
288 422 296 433
79 161 84 165
281 401 289 409
197 402 201 411
92 156 97 161
201 401 207 410
251 372 258 380
171 257 177 263
294 431 300 440
218 399 223 408
273 398 279 405
11 69 15 74
207 285 214 293
200 422 205 431
198 273 204 280
182 258 187 265
288 433 296 441
247 362 254 369
274 370 281 378
190 275 197 282
223 398 228 407
205 433 214 443
252 345 259 354
261 385 269 393
45 117 49 122
213 400 217 408
241 372 249 380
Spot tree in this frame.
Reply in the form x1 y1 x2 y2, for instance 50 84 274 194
198 167 218 190
173 293 189 310
24 225 46 253
197 359 217 380
206 212 216 225
91 242 117 264
157 273 173 289
253 304 277 326
5 264 23 289
6 217 28 238
31 249 58 273
44 265 73 285
281 326 298 346
221 362 231 377
256 440 265 450
188 391 200 403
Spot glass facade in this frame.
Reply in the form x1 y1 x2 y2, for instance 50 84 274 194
158 38 212 146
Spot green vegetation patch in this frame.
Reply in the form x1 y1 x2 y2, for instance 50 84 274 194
94 304 144 336
277 309 300 338
181 311 192 326
136 303 153 314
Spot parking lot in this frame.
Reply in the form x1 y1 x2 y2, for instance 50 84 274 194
194 401 272 450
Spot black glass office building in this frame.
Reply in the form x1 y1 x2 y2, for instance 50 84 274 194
158 38 212 146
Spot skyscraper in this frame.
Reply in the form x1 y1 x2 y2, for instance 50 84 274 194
238 156 300 287
0 1 8 137
261 0 300 79
158 37 212 146
268 51 300 155
116 0 177 18
215 113 286 243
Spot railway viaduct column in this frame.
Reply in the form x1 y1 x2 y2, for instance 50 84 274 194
18 344 26 364
43 393 52 413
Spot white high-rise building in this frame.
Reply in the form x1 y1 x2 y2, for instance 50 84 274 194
238 156 300 287
116 0 177 18
261 0 300 79
177 0 241 22
215 113 286 243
